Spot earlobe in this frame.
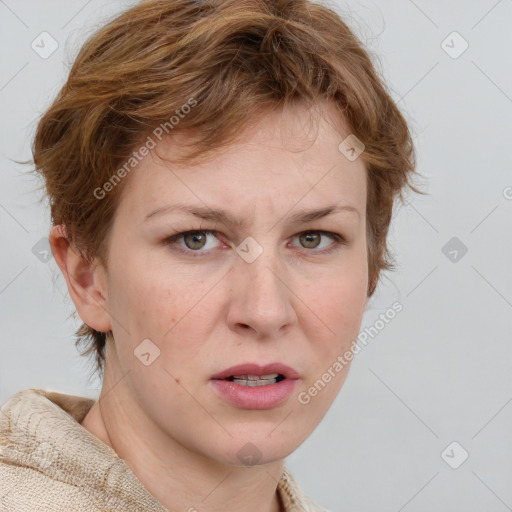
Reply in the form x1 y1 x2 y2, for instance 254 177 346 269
49 225 112 333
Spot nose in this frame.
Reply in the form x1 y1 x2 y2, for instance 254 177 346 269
226 243 296 339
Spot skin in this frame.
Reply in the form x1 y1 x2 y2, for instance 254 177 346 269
50 100 369 512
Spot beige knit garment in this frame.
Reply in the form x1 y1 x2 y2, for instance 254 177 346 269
0 388 327 512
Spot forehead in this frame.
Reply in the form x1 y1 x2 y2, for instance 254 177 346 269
116 100 367 223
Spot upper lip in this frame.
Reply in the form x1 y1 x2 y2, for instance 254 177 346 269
211 363 301 380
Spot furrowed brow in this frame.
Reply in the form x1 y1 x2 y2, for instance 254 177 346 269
144 203 360 227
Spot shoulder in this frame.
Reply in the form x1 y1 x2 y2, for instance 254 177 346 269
0 388 168 511
0 463 100 511
0 388 100 510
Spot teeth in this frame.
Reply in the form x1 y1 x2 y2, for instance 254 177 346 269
232 378 277 387
231 373 280 380
230 373 281 387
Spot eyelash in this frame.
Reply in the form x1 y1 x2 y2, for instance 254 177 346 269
163 229 347 258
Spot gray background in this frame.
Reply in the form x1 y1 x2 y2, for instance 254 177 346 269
1 1 511 511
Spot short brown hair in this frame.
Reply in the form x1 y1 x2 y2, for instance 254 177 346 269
29 0 422 379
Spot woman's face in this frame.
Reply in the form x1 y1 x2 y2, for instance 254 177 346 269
98 101 368 466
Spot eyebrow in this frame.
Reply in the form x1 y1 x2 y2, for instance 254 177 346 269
144 202 360 227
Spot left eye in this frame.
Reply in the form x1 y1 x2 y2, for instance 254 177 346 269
164 229 346 257
296 231 340 250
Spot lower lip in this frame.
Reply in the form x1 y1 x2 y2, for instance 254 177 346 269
209 378 299 410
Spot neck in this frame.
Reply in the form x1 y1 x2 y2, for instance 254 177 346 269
81 367 285 512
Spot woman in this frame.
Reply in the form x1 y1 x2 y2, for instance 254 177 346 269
0 0 419 510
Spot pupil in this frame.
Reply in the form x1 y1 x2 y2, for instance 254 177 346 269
185 232 206 250
301 231 319 248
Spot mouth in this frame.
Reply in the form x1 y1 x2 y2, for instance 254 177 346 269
224 373 287 386
209 363 300 410
210 362 300 382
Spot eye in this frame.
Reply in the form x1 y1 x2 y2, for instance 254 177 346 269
166 230 221 256
163 229 346 258
292 230 344 252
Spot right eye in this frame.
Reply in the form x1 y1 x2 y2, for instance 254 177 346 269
163 229 224 257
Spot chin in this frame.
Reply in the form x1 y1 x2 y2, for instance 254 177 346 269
209 428 301 467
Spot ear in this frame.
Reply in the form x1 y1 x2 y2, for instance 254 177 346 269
49 225 112 333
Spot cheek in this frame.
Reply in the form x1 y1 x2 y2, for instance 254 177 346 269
107 242 180 328
318 282 366 356
295 264 367 420
306 250 368 352
106 250 213 363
